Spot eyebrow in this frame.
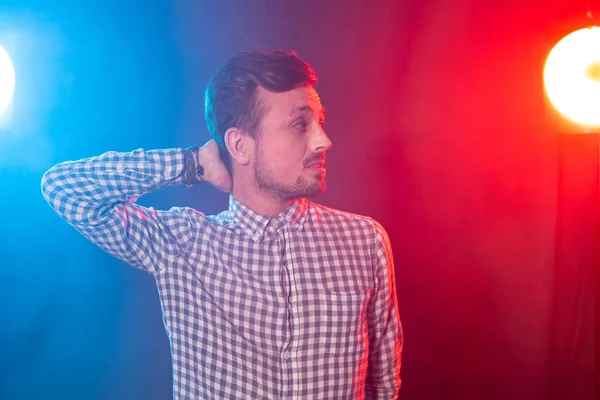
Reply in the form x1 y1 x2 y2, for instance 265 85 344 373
290 105 326 120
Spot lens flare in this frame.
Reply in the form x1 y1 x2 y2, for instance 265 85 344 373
0 44 16 115
544 27 600 128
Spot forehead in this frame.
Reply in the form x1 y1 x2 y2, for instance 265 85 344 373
257 85 323 118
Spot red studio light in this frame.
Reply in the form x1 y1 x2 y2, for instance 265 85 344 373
544 26 600 130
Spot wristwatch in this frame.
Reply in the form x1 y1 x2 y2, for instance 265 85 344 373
183 147 205 187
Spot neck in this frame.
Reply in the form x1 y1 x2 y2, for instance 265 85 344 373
232 179 293 217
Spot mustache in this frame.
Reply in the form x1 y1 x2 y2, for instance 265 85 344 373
303 153 327 167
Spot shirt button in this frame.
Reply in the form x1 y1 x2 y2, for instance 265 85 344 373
282 352 290 359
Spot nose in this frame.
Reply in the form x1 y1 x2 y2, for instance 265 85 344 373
313 126 332 153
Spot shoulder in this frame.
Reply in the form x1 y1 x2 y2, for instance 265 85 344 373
164 207 239 249
167 206 236 229
306 201 388 240
167 206 207 221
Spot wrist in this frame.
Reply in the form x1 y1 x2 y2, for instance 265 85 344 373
196 144 211 170
182 147 205 186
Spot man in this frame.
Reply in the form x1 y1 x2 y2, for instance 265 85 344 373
42 51 402 399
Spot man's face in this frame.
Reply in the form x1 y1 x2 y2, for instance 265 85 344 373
252 85 332 201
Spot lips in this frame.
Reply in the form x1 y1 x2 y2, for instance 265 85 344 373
307 161 326 176
307 163 326 172
305 156 327 168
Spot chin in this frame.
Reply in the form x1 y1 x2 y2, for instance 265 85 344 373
276 175 327 200
318 179 327 194
305 179 327 198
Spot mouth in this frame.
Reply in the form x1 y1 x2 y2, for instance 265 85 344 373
306 163 326 172
305 155 327 170
308 165 326 179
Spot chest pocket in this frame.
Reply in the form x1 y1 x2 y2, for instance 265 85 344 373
308 288 372 357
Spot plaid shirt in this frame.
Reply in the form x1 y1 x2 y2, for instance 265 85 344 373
41 148 402 399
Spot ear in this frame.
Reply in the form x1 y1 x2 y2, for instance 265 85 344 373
224 127 252 166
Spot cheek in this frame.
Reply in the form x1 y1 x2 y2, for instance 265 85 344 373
268 152 302 176
260 136 306 166
258 148 305 182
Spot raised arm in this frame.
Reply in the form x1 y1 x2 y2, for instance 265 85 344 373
365 221 403 399
41 141 231 275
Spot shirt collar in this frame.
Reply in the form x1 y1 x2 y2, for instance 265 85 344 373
229 195 308 242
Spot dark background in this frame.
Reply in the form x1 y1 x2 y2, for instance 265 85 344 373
0 1 596 399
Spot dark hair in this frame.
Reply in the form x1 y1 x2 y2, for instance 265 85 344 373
204 50 318 171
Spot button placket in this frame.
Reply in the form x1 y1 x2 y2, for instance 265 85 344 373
277 229 294 398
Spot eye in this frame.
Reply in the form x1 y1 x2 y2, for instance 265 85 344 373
294 120 308 131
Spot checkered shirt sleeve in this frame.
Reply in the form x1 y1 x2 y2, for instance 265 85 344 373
366 221 403 399
40 148 199 275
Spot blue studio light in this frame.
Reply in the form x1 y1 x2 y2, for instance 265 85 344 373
0 44 15 116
